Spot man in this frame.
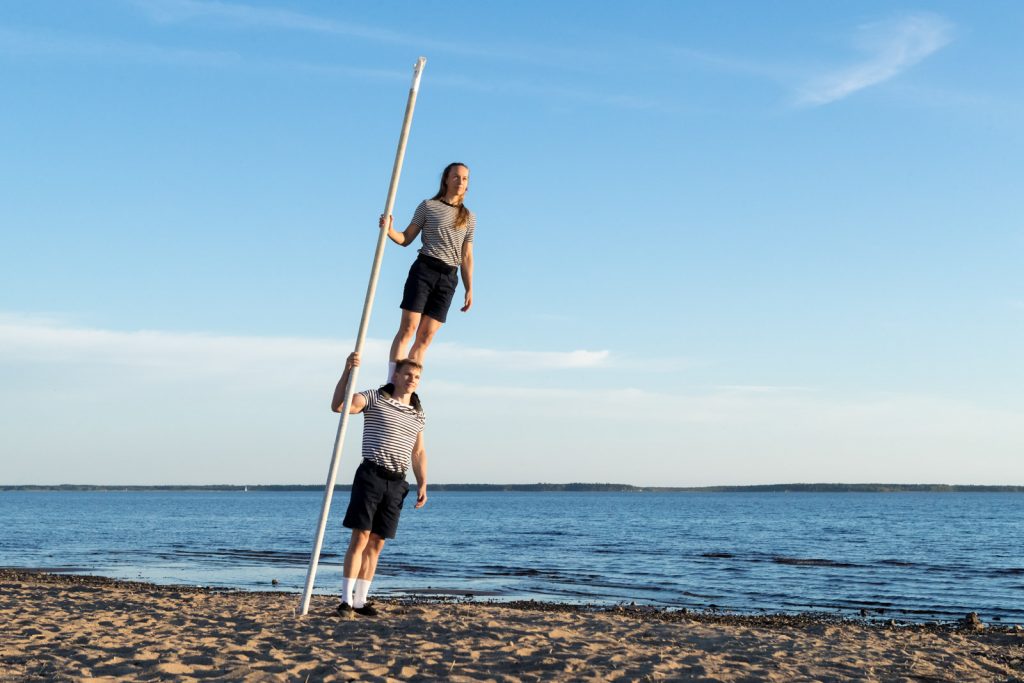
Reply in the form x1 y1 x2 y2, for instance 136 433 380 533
331 352 427 617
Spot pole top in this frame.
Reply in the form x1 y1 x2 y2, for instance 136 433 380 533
411 57 427 92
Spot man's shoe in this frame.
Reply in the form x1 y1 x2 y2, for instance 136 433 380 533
354 603 379 617
336 602 354 616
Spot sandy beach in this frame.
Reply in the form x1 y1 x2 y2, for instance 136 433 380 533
1 570 1021 682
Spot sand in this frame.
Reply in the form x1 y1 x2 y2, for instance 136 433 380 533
1 570 1021 682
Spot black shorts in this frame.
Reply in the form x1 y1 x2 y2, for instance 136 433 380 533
342 460 410 540
400 254 459 323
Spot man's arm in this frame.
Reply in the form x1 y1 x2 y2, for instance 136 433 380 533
331 352 368 413
411 431 427 509
460 241 473 312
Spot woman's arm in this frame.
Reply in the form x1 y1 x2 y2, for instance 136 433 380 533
379 214 422 247
460 242 474 312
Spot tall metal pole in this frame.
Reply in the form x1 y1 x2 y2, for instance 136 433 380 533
299 57 426 616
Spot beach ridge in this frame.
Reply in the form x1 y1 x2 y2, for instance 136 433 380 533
2 570 1021 681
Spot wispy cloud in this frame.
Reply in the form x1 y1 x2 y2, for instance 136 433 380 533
0 26 241 67
134 0 413 45
4 314 1021 486
429 73 664 111
424 378 1024 453
0 25 410 80
131 0 600 68
663 44 804 85
796 13 954 106
431 344 610 370
1 17 656 110
0 314 610 376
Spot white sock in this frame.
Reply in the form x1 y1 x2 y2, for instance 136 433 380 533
342 577 356 606
387 361 396 383
353 578 372 608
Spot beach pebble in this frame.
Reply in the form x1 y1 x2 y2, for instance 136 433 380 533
961 612 984 631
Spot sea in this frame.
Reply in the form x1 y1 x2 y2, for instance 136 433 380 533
2 490 1021 625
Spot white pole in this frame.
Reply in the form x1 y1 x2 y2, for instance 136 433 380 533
299 57 427 616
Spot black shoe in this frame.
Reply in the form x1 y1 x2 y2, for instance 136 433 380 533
336 602 354 616
354 603 379 617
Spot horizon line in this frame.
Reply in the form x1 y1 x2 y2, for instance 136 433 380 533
4 483 1022 492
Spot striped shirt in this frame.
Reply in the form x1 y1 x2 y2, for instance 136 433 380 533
412 199 475 268
358 389 425 473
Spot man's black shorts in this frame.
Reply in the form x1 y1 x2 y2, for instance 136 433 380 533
400 254 459 323
343 459 410 540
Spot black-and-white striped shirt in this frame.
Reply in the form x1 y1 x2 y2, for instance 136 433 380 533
412 199 475 268
358 389 425 473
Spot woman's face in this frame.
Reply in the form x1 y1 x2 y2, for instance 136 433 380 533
446 165 469 199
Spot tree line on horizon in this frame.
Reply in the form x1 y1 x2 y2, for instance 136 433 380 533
3 483 1022 493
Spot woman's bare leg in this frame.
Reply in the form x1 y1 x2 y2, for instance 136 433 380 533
390 309 421 362
408 315 444 364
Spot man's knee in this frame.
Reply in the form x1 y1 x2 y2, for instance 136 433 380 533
348 528 371 552
364 533 386 555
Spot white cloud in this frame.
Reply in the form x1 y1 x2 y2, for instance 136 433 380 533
131 0 600 67
0 26 241 67
429 344 610 370
0 314 610 376
796 13 953 106
2 314 1021 486
424 379 1024 482
0 22 653 110
134 0 411 44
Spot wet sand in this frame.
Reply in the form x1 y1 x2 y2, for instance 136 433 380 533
1 570 1021 682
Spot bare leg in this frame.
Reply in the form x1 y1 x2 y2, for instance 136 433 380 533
407 315 444 364
343 529 371 579
390 310 421 363
357 534 387 581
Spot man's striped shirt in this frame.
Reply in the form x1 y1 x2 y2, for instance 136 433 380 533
358 389 425 473
412 199 475 268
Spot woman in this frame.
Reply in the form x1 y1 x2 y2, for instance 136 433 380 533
379 162 475 373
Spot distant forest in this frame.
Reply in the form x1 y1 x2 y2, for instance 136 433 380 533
3 483 1022 493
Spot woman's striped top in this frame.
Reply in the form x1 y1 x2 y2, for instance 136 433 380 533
358 389 425 473
412 199 475 268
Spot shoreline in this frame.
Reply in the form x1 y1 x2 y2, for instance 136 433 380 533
3 570 1022 681
7 567 1022 630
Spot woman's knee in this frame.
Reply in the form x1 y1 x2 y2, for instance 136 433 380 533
415 321 442 344
396 313 419 339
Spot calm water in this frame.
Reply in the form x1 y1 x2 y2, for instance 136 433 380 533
1 491 1021 624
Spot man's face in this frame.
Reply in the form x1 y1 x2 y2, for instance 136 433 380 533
393 363 421 394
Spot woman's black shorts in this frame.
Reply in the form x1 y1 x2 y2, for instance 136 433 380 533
400 254 459 323
342 460 410 540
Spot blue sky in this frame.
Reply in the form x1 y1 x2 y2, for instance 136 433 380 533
2 1 1022 485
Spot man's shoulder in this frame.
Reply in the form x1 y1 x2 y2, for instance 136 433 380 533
371 387 425 418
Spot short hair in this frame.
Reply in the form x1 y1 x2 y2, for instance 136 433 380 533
394 358 422 373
